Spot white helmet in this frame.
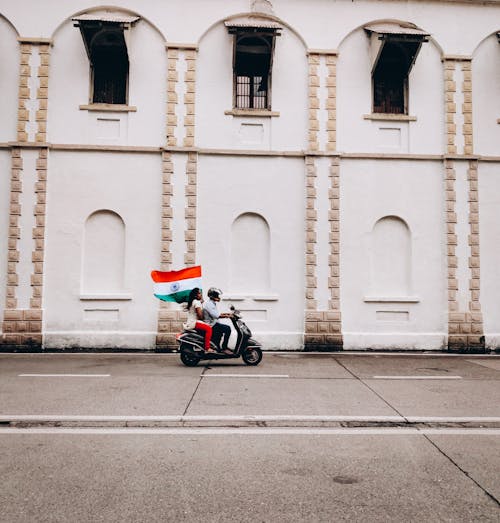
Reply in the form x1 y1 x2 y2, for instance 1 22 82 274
207 287 222 300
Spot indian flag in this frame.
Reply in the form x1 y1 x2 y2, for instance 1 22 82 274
151 265 202 303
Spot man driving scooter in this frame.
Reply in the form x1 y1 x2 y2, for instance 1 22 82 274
203 287 233 355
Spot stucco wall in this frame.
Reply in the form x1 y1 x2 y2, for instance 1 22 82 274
0 0 499 351
43 151 162 348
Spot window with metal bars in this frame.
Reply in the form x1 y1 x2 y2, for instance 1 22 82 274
76 20 129 104
372 36 426 114
233 30 275 110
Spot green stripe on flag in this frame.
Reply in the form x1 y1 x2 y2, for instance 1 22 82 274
154 288 195 304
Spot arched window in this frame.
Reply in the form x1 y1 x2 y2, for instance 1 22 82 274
82 210 125 293
230 213 270 292
370 216 411 296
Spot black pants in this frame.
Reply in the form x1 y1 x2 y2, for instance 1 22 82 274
211 322 231 349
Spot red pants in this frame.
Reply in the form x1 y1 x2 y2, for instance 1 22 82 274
195 321 212 350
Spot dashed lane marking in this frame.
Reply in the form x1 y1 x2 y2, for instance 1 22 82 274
371 375 462 380
18 374 111 378
202 374 289 378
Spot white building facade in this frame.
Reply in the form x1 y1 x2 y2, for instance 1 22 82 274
0 0 499 352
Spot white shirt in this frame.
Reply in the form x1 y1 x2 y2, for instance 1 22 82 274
184 299 202 330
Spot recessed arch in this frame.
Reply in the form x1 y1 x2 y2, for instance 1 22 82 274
82 209 126 293
472 29 500 57
50 4 167 42
337 18 443 57
230 212 271 293
370 215 412 296
197 11 307 49
0 13 20 37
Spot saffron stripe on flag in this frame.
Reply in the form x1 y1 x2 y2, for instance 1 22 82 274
151 265 201 283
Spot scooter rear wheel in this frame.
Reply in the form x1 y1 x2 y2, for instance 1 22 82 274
180 345 200 367
242 347 262 366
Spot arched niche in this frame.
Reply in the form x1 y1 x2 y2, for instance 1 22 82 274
230 212 270 293
82 210 125 293
370 216 412 296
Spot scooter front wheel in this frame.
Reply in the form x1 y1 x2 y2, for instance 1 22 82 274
180 345 200 367
242 347 262 366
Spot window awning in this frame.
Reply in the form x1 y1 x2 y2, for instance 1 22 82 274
72 14 140 25
225 16 282 32
364 23 429 39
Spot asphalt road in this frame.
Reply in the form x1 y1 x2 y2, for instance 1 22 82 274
0 352 499 522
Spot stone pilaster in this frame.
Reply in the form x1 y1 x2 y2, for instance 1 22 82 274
304 156 317 313
155 152 175 350
445 161 484 352
36 43 51 143
307 53 320 151
461 60 473 156
304 157 343 351
184 152 198 266
443 58 457 155
4 148 22 313
166 47 179 146
325 53 337 152
17 43 32 143
183 48 197 148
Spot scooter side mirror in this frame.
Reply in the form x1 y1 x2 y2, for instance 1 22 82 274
230 305 235 311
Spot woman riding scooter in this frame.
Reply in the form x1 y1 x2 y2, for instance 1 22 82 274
183 288 215 353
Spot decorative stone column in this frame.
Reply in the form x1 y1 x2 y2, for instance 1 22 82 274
443 56 484 352
307 52 320 151
156 45 198 351
303 49 342 351
2 38 52 350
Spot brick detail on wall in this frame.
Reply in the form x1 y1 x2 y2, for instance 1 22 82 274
156 309 187 350
443 59 457 155
184 152 197 266
166 48 179 146
183 49 197 147
17 43 32 142
2 309 43 349
31 148 48 310
325 54 337 152
155 151 176 350
308 53 320 151
304 311 342 351
304 156 317 311
36 44 51 143
461 60 473 156
445 160 484 352
4 148 22 310
2 148 45 349
304 157 343 351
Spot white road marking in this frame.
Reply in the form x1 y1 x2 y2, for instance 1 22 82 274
18 374 111 378
0 414 405 422
203 374 289 378
371 375 462 380
2 415 499 423
0 427 499 435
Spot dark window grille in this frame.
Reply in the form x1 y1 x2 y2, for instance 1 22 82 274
372 38 423 114
234 33 273 109
78 22 129 105
236 75 267 109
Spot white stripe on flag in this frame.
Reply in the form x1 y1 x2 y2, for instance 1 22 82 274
153 276 202 296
